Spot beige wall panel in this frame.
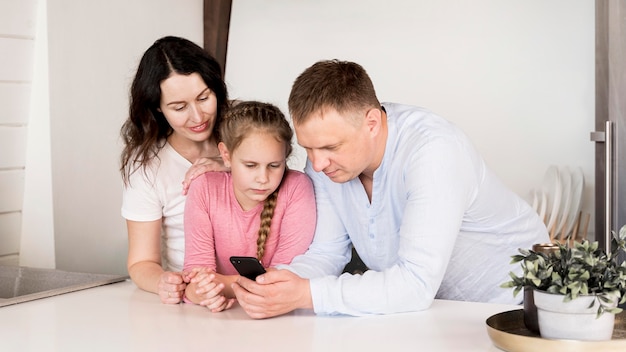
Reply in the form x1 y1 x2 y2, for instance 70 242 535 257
0 212 21 256
0 254 19 266
0 126 27 168
0 0 38 37
0 170 24 213
0 82 31 125
0 38 34 81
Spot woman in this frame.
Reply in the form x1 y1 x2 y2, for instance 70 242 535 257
120 36 228 303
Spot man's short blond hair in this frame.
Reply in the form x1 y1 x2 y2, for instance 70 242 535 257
288 60 381 126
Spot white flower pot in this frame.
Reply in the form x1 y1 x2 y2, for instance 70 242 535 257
533 290 616 341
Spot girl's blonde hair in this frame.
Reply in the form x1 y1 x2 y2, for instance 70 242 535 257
220 101 293 260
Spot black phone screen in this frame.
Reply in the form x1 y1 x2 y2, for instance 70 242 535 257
229 256 266 280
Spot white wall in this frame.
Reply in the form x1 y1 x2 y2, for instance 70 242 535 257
226 0 596 236
42 0 204 274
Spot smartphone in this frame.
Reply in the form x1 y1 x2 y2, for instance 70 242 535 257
229 256 267 280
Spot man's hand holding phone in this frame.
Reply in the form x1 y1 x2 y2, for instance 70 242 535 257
231 269 314 319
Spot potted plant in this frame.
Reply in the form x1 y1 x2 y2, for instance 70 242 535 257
501 225 626 341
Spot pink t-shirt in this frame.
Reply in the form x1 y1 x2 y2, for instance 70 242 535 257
183 170 316 274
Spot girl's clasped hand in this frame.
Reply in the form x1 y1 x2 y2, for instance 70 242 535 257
184 268 236 312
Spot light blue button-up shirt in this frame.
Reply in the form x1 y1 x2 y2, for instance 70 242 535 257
285 103 549 316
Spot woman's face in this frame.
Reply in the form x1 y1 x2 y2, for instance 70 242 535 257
159 72 218 144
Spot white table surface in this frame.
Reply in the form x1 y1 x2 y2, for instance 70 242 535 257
0 280 517 351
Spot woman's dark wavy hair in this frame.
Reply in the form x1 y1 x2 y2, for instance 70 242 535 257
120 36 228 184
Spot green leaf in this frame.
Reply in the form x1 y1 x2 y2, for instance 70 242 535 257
604 307 623 315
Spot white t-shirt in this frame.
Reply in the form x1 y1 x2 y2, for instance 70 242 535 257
121 142 190 272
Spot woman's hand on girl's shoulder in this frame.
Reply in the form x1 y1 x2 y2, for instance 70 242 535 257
182 156 229 195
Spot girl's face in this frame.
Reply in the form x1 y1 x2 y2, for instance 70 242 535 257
220 131 287 211
159 72 218 145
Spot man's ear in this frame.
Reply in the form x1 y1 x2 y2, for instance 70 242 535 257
218 142 231 167
364 108 383 135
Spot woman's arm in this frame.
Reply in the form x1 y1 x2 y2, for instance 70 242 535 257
127 219 186 303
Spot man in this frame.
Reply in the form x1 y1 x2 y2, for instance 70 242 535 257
231 60 549 318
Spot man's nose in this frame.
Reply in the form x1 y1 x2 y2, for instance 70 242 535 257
309 150 329 173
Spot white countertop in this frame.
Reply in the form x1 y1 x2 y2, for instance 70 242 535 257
0 280 515 351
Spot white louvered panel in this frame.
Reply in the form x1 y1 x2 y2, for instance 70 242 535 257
0 37 34 82
0 170 24 213
0 254 18 266
0 212 21 256
0 82 31 125
0 126 26 168
0 0 38 38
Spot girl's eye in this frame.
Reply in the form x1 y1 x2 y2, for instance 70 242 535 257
198 95 209 102
270 163 282 168
245 164 256 168
174 104 186 111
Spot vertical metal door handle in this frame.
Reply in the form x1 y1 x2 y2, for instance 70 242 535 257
605 120 613 254
590 121 613 253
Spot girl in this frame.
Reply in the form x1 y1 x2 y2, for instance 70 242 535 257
120 36 229 303
183 101 316 312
